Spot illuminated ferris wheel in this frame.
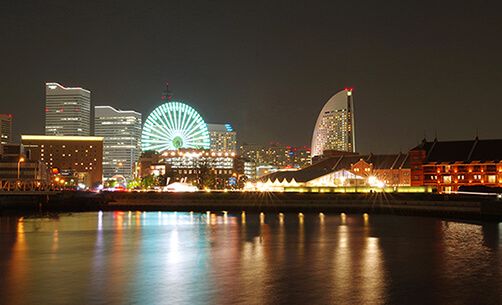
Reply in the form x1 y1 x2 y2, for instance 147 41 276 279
141 101 210 152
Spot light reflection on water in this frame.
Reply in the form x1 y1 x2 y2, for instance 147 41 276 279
0 212 500 305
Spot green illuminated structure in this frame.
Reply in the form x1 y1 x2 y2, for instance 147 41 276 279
141 101 210 152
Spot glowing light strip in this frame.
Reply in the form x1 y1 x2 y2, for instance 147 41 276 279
95 105 141 116
46 82 91 94
22 135 103 141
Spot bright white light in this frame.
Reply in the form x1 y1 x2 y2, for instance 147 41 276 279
163 182 198 192
368 176 385 188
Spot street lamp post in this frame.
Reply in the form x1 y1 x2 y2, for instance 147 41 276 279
17 157 25 180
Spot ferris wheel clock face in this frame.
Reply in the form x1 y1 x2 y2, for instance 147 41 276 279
141 101 210 152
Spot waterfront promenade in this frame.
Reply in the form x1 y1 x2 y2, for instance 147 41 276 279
0 191 501 221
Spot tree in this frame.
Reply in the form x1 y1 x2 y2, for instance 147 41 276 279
104 179 117 188
127 177 142 189
141 175 156 189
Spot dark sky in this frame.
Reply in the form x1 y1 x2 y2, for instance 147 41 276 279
1 0 501 153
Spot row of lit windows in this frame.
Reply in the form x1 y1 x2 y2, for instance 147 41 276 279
426 174 499 184
353 168 371 172
174 169 233 175
425 165 502 173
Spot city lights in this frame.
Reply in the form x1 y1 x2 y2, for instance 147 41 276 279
141 102 210 151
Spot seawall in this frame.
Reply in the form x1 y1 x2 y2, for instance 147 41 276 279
1 191 500 221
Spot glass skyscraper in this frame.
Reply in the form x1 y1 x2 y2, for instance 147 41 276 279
94 106 142 180
311 88 355 158
45 82 91 136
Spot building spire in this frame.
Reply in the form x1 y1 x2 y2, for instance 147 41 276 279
161 81 173 101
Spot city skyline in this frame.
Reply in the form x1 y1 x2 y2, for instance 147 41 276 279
2 1 501 154
1 2 501 304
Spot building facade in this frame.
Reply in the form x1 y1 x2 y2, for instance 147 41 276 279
21 135 103 187
0 114 13 145
239 143 311 169
45 82 91 136
95 106 142 181
0 143 50 191
137 150 161 178
0 144 49 181
139 149 240 189
207 123 237 152
251 152 412 192
410 138 502 193
311 88 355 158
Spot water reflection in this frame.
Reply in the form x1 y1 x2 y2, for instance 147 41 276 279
0 213 500 305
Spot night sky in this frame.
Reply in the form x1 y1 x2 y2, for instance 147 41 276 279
1 0 501 153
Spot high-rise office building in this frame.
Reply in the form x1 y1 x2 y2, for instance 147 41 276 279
207 123 237 152
94 106 142 180
45 82 91 136
0 114 13 144
311 88 355 158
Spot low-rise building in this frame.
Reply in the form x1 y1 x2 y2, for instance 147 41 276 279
410 137 502 193
21 135 103 188
251 152 412 192
139 149 241 189
137 150 161 177
0 143 50 191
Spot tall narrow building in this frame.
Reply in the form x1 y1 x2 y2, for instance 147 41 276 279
94 106 142 180
311 88 355 158
0 114 13 144
45 82 91 136
207 123 237 152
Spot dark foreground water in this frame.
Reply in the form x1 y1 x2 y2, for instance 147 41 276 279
0 212 501 305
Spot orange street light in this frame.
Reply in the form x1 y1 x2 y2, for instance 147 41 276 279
17 157 25 180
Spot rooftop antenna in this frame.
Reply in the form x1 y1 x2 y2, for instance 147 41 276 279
161 81 173 101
